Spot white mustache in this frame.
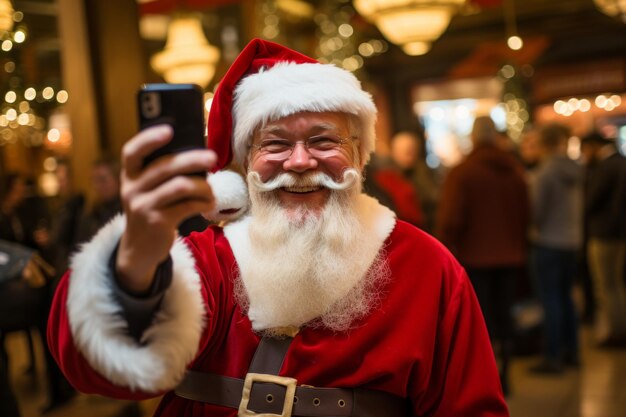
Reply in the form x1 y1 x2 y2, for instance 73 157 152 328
247 169 361 192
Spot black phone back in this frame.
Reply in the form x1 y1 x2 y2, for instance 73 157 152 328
137 83 206 167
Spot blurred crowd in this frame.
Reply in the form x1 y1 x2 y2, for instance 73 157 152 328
0 116 625 413
364 117 626 396
0 157 123 415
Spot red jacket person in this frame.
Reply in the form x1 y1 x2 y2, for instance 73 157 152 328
47 39 508 417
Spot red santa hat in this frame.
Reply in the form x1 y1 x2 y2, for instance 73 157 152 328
203 38 377 222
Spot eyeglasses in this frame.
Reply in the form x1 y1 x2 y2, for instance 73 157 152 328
251 134 355 161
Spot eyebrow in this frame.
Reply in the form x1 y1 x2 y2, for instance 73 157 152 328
259 122 342 138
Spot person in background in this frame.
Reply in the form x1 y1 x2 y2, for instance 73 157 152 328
0 174 51 254
529 123 583 373
47 39 508 417
75 157 123 245
390 130 440 232
519 126 542 177
34 160 83 413
436 116 529 395
363 151 424 228
0 174 52 415
581 132 626 346
578 135 601 325
49 160 86 274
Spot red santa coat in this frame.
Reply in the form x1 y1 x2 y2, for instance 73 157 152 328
47 208 508 417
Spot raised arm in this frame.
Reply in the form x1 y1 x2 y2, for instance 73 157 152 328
47 125 217 398
116 125 216 294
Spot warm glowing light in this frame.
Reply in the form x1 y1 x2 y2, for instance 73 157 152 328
554 100 567 114
593 0 626 23
595 95 608 108
579 99 591 112
151 14 220 88
275 0 315 18
6 108 17 121
17 113 29 125
13 29 26 43
42 87 55 100
43 157 57 172
354 0 467 55
402 41 431 56
567 98 580 111
0 0 14 33
358 42 375 57
338 23 354 38
5 91 16 103
47 128 61 143
507 35 523 50
610 95 622 106
1 40 12 51
24 87 36 101
500 65 515 79
56 90 69 103
342 56 362 72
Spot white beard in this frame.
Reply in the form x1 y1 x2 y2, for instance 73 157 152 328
235 169 389 335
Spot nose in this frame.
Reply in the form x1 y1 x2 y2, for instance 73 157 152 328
282 142 318 172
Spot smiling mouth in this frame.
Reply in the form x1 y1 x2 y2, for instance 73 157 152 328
281 186 322 194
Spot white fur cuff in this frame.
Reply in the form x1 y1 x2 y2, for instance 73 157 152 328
66 214 205 393
203 170 249 222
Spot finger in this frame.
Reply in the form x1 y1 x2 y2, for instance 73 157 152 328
122 125 174 177
160 200 217 226
136 149 217 192
130 176 214 215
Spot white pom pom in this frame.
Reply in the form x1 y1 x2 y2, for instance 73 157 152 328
203 170 249 222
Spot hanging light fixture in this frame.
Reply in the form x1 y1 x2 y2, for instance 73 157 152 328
593 0 626 23
0 0 14 33
353 0 467 56
151 14 220 89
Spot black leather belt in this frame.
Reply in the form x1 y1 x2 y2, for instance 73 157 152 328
175 370 408 416
174 337 409 417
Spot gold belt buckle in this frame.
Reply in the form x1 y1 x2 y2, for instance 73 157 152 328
238 373 297 417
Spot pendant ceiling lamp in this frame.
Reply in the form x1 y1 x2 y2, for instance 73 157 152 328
151 13 220 89
353 0 468 56
0 0 14 33
593 0 626 23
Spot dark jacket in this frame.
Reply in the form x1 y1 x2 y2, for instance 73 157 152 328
436 144 529 268
531 154 584 250
586 148 626 239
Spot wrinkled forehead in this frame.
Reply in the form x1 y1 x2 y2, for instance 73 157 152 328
255 112 354 137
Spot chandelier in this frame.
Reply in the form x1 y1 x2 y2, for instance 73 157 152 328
0 0 13 33
593 0 626 23
353 0 468 56
150 14 220 89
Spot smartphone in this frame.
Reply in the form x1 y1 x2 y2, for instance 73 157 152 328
137 83 206 172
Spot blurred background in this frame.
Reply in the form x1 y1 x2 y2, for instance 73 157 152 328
0 0 625 416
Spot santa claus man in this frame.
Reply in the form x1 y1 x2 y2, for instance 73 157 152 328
47 39 508 417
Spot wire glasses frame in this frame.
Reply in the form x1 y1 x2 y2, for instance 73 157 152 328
250 134 356 161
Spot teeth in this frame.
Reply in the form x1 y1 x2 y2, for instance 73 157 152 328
284 186 320 193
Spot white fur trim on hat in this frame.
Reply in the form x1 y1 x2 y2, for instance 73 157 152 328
203 170 249 222
66 214 205 393
232 62 377 167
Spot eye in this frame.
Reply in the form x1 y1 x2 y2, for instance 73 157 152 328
259 139 292 153
307 136 342 150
